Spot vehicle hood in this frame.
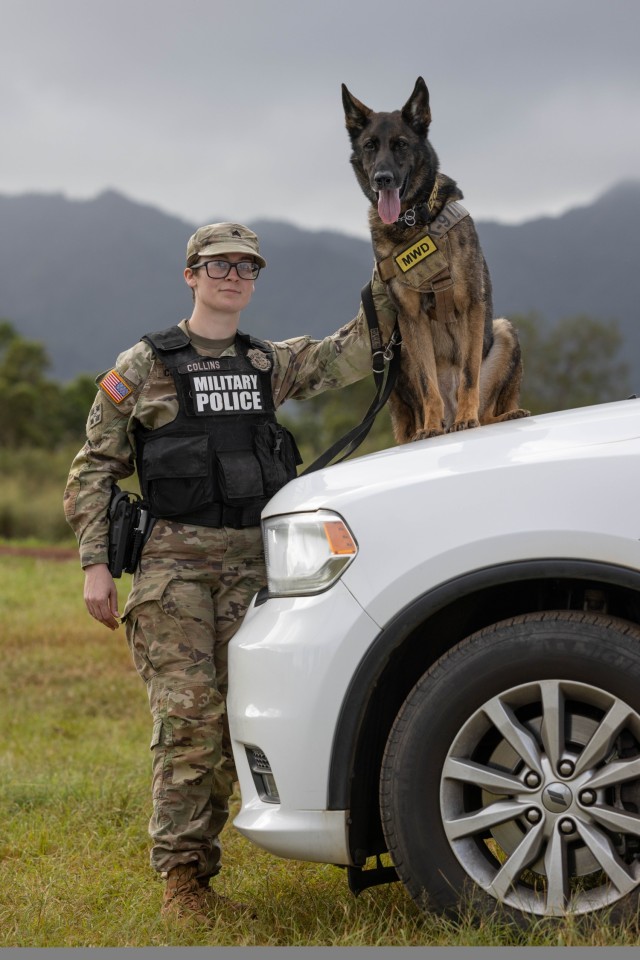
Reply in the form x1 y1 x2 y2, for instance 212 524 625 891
264 399 640 518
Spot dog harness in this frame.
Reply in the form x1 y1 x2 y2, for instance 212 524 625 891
376 200 470 324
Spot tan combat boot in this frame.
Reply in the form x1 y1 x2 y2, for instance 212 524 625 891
162 863 211 925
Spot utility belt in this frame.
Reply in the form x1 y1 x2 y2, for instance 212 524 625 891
108 421 300 575
106 478 264 579
107 485 155 579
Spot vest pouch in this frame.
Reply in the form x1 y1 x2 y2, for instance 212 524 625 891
143 434 213 517
253 422 302 497
216 450 264 503
282 426 303 474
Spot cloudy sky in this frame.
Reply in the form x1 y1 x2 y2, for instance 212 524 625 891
2 0 639 238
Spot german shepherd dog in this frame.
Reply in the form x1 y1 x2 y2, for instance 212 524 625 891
342 77 529 442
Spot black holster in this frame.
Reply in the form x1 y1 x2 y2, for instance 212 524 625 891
108 484 153 578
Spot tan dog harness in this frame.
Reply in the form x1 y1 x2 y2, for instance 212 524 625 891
376 200 469 323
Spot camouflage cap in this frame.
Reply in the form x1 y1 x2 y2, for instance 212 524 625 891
186 222 266 268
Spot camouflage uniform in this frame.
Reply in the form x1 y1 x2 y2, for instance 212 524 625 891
64 269 397 882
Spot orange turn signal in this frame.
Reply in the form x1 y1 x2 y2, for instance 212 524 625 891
323 520 357 556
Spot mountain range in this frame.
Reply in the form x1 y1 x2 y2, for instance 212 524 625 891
1 182 639 385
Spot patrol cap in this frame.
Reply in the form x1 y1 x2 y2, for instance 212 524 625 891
186 222 266 268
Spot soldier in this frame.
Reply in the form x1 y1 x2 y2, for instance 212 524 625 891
63 222 396 925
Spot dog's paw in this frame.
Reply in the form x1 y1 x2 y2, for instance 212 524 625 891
412 427 445 441
448 418 480 433
496 408 531 422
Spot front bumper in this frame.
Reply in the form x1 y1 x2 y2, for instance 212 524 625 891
227 580 380 864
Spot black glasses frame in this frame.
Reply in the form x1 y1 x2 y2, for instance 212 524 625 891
192 259 261 280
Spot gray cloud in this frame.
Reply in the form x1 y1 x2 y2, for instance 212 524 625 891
2 0 639 236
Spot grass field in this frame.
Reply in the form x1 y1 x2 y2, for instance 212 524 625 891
1 552 639 948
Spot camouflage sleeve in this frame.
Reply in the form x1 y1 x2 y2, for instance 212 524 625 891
269 268 397 406
63 341 153 568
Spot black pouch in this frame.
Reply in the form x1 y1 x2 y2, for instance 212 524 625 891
108 485 152 578
254 423 302 497
283 426 303 473
143 435 213 517
216 450 264 503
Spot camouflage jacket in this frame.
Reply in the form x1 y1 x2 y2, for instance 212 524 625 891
64 271 397 567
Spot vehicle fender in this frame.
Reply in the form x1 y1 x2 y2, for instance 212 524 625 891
328 558 640 809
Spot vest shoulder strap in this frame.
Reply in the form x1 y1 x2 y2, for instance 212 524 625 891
143 326 273 356
236 330 273 355
142 325 200 372
142 325 191 353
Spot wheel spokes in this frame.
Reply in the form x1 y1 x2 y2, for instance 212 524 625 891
587 803 640 837
543 824 570 915
443 756 525 795
586 756 640 791
574 819 637 895
573 699 637 776
441 674 640 915
487 819 545 900
444 799 527 840
482 696 544 775
539 680 566 772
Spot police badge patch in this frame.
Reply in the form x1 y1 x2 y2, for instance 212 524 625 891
247 349 272 372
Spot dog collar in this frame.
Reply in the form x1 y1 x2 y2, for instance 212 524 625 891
397 204 430 228
396 181 440 228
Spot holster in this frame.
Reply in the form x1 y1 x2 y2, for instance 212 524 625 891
107 484 153 578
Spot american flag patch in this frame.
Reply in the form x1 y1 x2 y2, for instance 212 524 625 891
99 369 132 404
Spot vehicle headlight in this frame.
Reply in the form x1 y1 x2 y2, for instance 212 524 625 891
263 510 358 596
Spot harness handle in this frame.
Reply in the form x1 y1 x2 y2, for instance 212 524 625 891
300 282 401 476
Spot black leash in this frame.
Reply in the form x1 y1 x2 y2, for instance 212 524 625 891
300 281 401 476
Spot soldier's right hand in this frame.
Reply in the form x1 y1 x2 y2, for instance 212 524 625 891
84 563 121 630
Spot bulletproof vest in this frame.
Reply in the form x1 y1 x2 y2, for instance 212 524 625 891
136 325 301 528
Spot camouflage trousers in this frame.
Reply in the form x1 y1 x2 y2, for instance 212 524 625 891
123 519 266 881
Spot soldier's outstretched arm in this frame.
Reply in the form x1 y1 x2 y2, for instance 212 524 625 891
269 268 397 405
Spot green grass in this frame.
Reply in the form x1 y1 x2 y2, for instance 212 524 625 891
1 554 640 947
0 444 81 543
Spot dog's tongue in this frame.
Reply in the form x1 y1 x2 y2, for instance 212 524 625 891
378 189 401 224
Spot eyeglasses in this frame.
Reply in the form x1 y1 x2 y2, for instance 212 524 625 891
192 259 261 280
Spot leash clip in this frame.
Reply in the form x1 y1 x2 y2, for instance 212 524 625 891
384 328 402 362
385 328 402 360
373 328 402 372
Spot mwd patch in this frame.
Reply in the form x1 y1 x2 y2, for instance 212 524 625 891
394 234 438 273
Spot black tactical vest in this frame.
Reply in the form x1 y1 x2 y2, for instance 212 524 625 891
136 326 302 528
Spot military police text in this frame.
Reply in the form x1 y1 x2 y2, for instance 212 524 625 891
191 373 263 414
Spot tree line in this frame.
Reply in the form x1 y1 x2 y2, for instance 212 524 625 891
0 321 97 449
0 313 632 455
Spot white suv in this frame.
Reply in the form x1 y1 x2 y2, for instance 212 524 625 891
227 399 640 921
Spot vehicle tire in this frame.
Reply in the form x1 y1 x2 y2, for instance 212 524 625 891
379 611 640 921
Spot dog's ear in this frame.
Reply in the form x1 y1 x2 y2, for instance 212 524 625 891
401 76 431 136
342 83 372 135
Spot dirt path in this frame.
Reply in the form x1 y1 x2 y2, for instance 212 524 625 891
0 544 78 562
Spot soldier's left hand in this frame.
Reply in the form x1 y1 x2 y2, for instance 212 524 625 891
84 563 120 630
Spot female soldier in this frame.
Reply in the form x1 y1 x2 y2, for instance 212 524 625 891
64 222 396 925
